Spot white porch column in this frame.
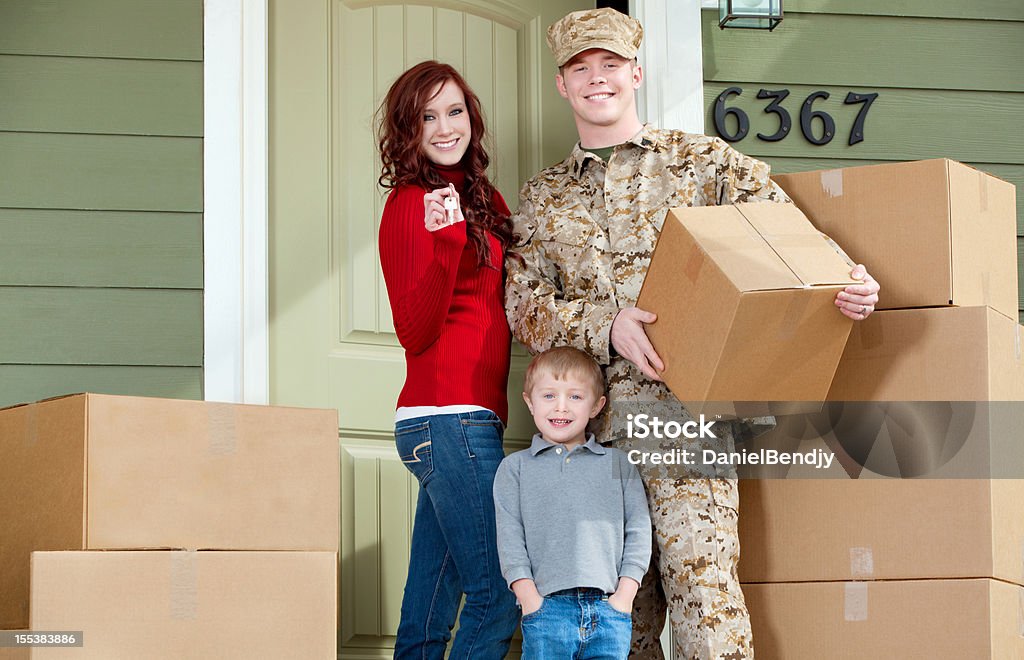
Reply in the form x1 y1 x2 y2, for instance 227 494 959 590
203 0 269 404
629 0 709 133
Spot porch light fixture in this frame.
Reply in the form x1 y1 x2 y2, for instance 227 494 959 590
719 0 783 31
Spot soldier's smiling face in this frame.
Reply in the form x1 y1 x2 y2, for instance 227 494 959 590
556 49 642 134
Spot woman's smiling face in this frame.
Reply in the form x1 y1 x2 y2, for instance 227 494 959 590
420 79 471 166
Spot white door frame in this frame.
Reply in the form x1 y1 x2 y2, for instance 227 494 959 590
200 0 706 405
203 0 269 404
632 0 708 132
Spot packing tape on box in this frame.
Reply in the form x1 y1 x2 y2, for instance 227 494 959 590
683 246 704 285
850 547 874 578
206 403 238 456
1015 324 1021 361
844 582 868 621
820 170 843 199
170 550 199 620
777 293 811 341
822 234 857 269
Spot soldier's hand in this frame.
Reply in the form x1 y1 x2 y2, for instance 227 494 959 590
835 264 880 320
611 307 664 382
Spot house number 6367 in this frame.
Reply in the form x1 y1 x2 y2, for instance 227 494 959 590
712 87 879 146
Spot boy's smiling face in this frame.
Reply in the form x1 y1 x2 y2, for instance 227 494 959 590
523 369 606 449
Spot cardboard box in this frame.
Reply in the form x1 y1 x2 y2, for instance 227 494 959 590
774 159 1018 317
744 579 1023 659
0 643 30 660
29 551 337 659
827 306 1024 401
636 202 857 416
0 394 339 629
730 307 1024 481
738 478 1024 584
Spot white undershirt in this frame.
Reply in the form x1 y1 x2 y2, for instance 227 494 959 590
394 405 491 423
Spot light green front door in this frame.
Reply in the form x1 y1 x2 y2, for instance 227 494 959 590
269 0 593 655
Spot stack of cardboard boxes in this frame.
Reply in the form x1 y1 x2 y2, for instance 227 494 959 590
736 160 1024 658
0 394 340 659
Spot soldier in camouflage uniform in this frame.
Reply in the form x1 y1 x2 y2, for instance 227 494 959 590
504 8 880 660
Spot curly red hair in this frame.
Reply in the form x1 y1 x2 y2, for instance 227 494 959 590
376 61 513 267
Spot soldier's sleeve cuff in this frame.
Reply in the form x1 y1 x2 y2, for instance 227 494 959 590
592 305 621 365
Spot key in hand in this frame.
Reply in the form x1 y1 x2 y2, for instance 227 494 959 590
443 183 458 225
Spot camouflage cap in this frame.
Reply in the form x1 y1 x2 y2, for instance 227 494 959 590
547 8 643 67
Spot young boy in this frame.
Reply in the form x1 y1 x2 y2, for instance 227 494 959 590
493 346 651 660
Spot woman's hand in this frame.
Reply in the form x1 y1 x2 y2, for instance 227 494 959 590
423 184 464 232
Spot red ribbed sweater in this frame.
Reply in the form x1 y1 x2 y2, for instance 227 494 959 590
378 167 511 424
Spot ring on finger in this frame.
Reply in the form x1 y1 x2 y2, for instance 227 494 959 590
860 305 869 315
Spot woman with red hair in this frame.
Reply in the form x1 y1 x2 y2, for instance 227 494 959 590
377 61 518 659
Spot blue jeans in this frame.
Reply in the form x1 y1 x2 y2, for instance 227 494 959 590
520 588 633 660
393 410 518 659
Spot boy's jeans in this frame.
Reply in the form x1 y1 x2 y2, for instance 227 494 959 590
393 410 518 659
521 587 633 660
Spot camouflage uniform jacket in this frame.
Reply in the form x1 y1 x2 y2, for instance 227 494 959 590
505 125 791 443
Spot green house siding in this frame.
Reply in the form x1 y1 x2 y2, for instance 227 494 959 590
0 0 203 408
702 7 1024 324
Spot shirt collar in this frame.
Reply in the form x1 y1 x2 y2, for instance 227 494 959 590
569 124 663 179
529 433 607 456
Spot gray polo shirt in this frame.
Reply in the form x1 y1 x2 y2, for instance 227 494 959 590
493 433 652 597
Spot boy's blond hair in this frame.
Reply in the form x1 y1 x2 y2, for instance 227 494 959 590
523 346 605 398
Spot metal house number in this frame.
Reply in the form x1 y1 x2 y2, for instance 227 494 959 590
713 87 879 146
